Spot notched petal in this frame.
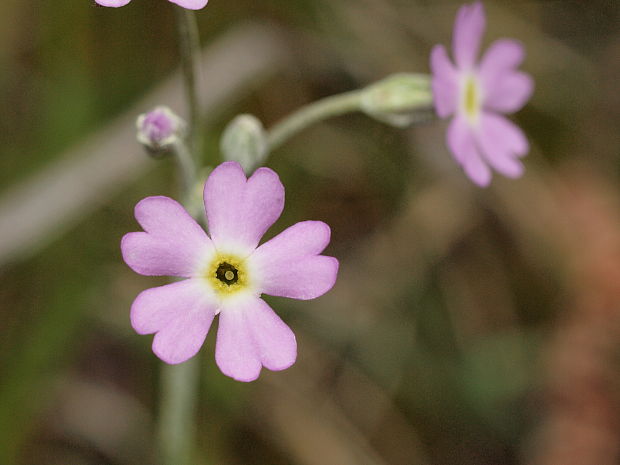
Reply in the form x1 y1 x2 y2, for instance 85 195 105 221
446 116 492 186
204 161 284 253
251 221 339 300
216 297 297 381
121 196 213 277
475 112 527 179
129 280 217 364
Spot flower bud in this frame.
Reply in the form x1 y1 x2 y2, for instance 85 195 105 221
360 73 433 128
220 114 268 173
136 106 186 154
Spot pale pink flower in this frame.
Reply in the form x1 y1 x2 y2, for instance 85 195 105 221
121 162 338 381
95 0 207 10
430 1 534 186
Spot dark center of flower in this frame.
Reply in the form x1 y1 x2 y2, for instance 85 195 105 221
215 262 239 285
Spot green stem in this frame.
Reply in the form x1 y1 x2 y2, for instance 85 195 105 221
175 8 204 158
158 358 200 465
267 89 364 152
157 9 205 465
172 140 198 203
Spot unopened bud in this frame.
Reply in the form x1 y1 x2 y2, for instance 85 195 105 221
220 114 267 173
360 73 433 128
136 106 186 154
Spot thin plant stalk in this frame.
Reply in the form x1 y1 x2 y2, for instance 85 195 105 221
267 89 364 151
158 8 205 465
175 8 204 158
158 357 200 465
172 140 198 203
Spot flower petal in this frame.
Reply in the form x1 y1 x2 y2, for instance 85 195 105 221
215 302 260 381
447 116 491 186
95 0 131 6
430 45 459 118
131 279 217 364
475 112 528 178
452 1 486 70
483 71 534 114
152 317 211 365
487 112 529 156
479 39 526 81
251 221 339 300
462 147 492 187
204 162 284 255
216 296 296 382
244 299 297 372
121 196 214 277
168 0 208 9
446 116 470 165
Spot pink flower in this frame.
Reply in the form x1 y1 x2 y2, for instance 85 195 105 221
121 162 339 381
95 0 207 10
430 1 534 186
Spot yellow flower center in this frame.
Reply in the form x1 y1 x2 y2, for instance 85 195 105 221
462 76 480 122
205 253 249 296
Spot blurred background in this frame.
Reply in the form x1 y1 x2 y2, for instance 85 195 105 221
1 0 620 464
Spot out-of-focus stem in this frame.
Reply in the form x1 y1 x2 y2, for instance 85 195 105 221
158 9 206 465
175 8 204 158
265 73 433 153
266 89 364 152
158 358 200 465
172 140 198 203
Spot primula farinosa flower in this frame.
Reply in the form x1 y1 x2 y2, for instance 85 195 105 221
136 106 186 152
430 1 534 186
121 161 339 381
95 0 207 10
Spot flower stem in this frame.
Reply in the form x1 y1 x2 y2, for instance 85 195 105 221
157 9 206 465
158 358 200 465
265 73 434 153
175 8 204 158
172 140 198 203
266 89 364 152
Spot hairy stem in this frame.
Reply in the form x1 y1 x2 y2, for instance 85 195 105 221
157 9 205 465
175 8 204 158
172 140 198 203
267 89 364 152
158 358 200 465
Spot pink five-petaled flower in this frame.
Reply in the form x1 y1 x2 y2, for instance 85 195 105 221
430 1 534 187
95 0 207 10
121 161 339 382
